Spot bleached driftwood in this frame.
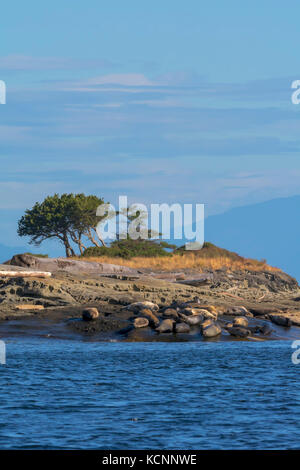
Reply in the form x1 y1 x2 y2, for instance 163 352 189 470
0 271 52 278
15 304 45 310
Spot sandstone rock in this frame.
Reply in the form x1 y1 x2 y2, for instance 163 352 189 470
156 319 174 333
134 317 149 328
6 253 137 275
233 316 249 327
176 273 213 287
227 326 251 338
269 315 292 327
175 322 190 333
139 308 160 328
82 308 100 321
202 322 222 338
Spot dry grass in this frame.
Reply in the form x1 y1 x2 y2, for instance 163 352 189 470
74 254 280 273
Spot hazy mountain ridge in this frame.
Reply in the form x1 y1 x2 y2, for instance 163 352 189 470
205 195 300 281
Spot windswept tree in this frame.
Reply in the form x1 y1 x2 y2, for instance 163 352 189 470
18 193 108 257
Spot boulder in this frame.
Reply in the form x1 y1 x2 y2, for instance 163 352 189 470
156 319 174 333
202 323 222 338
139 309 160 328
233 316 249 328
134 317 149 328
269 315 292 327
175 322 190 333
82 308 100 321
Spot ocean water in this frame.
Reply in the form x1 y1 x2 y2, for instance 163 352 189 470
0 338 299 449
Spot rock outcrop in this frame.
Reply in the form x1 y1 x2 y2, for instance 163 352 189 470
5 253 137 275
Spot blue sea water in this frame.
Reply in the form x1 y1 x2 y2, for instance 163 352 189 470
0 338 299 449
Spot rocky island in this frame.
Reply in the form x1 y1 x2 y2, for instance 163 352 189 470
0 253 299 342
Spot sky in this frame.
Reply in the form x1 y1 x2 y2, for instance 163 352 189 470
0 1 300 247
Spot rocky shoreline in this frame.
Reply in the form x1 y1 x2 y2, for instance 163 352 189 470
0 254 299 342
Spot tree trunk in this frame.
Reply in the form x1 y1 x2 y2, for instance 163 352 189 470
63 233 75 257
69 231 87 255
87 227 107 247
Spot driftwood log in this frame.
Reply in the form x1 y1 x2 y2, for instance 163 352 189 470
0 270 52 278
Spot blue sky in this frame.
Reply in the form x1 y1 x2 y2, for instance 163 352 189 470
0 1 300 246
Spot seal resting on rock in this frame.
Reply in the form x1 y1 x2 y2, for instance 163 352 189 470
233 316 249 327
163 308 179 319
202 322 221 338
269 315 292 327
179 313 203 325
139 309 160 327
201 318 214 329
227 326 251 338
175 322 190 333
257 324 273 336
226 306 252 317
156 319 174 333
82 308 100 321
133 317 149 328
125 301 159 313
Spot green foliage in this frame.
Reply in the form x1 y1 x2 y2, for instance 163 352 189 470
82 238 172 259
18 193 107 257
175 241 243 260
24 252 48 258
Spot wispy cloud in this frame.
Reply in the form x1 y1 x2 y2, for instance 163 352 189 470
0 55 114 72
1 64 299 217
